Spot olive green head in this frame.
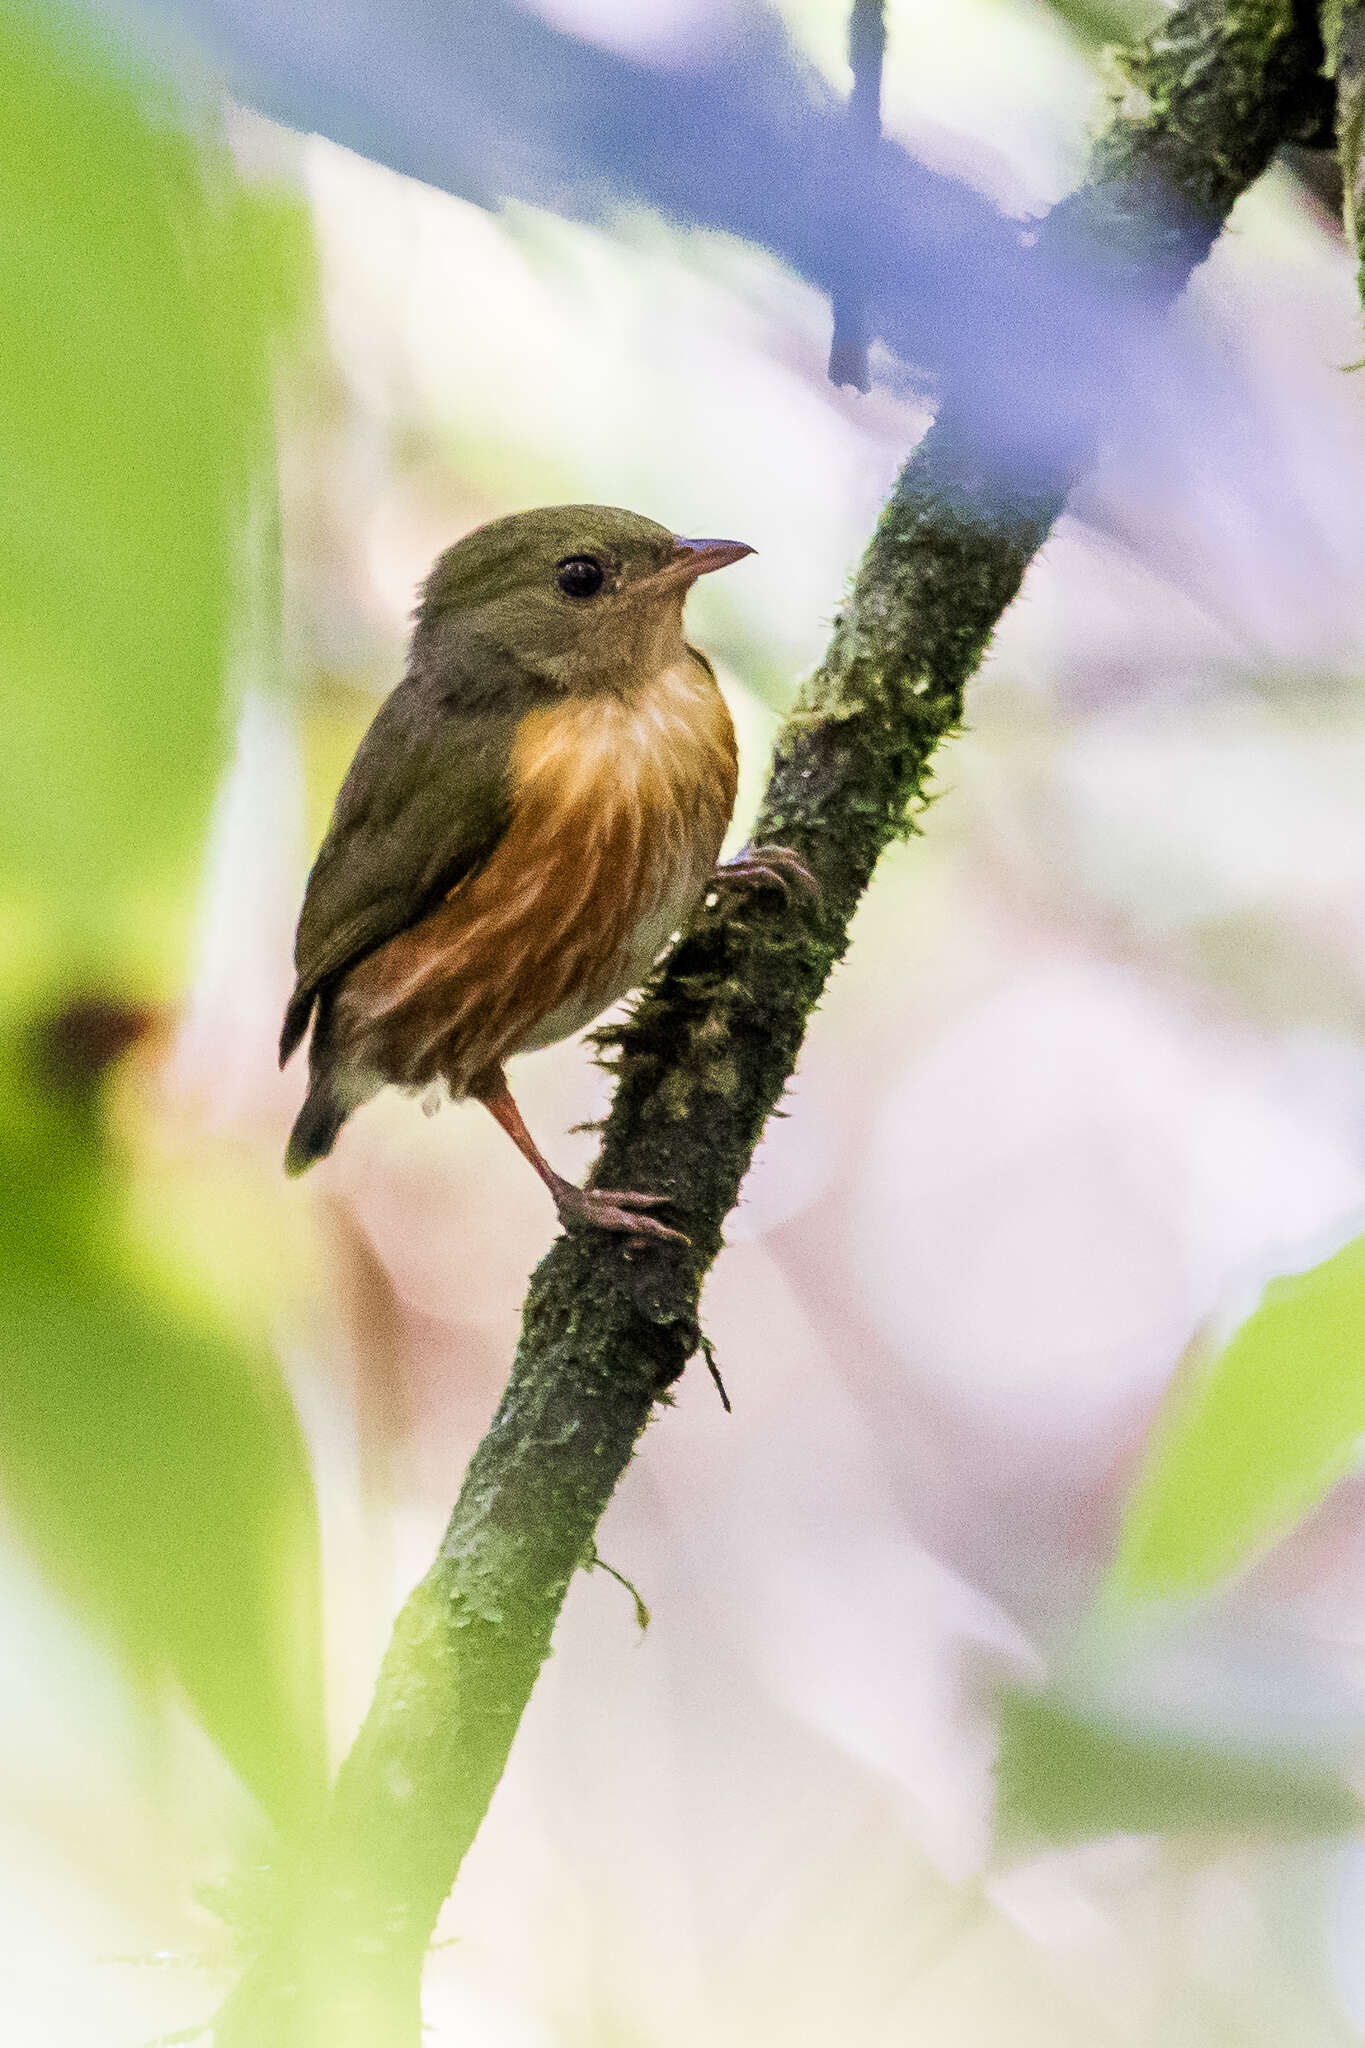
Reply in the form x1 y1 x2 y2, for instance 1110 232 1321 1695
414 504 752 695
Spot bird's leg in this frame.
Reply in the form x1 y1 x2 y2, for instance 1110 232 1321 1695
471 1066 688 1246
712 842 819 901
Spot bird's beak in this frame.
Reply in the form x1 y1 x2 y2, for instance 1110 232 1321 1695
670 535 755 579
633 535 755 598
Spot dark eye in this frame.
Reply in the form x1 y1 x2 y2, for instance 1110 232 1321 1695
555 554 606 599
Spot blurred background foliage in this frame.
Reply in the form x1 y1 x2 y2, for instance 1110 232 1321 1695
1113 1232 1365 1605
0 0 321 1854
6 0 1365 2043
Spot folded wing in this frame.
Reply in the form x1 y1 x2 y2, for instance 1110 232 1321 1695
279 668 529 1065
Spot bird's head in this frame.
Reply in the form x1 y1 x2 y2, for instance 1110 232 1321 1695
414 504 753 695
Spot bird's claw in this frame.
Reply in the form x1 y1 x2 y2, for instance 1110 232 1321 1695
713 843 819 903
557 1186 690 1246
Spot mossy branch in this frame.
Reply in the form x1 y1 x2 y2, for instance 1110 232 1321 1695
1322 1 1365 312
213 4 1328 2042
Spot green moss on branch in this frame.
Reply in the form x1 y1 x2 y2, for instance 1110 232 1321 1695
1323 1 1365 313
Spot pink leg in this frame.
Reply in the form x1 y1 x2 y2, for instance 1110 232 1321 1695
472 1067 688 1245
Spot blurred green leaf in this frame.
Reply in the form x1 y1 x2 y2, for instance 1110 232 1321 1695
1109 1233 1365 1603
997 1687 1359 1842
0 1114 323 1824
0 0 298 983
0 0 323 1825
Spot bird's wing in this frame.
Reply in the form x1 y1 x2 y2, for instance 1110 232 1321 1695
279 672 524 1065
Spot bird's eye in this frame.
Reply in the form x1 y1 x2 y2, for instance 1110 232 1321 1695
555 554 606 599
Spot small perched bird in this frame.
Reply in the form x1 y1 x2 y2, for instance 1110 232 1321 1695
280 504 809 1242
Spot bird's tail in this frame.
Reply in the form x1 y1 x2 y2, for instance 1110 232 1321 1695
285 1072 348 1176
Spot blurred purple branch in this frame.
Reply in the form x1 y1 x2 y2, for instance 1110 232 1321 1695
128 0 1081 476
828 0 886 392
136 0 1015 379
209 4 1331 2043
125 0 1335 505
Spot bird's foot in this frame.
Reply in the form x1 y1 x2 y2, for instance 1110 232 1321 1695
713 843 819 902
473 1067 689 1247
554 1183 689 1246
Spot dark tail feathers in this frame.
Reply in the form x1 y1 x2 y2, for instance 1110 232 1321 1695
285 1074 347 1177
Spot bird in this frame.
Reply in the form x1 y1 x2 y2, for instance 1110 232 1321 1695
279 504 812 1243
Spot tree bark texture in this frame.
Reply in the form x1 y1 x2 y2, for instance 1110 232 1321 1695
1322 0 1365 306
214 4 1331 2041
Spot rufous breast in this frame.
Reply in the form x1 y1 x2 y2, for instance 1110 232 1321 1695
339 650 739 1097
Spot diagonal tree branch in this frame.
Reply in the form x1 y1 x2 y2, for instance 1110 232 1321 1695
150 0 1022 396
214 4 1329 2042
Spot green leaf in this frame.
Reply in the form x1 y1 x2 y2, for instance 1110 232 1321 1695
997 1687 1359 1841
0 0 323 1823
1110 1232 1365 1603
0 1094 325 1826
0 0 300 984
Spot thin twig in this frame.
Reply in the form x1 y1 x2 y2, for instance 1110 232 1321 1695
588 1548 651 1633
698 1332 732 1413
828 0 887 391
